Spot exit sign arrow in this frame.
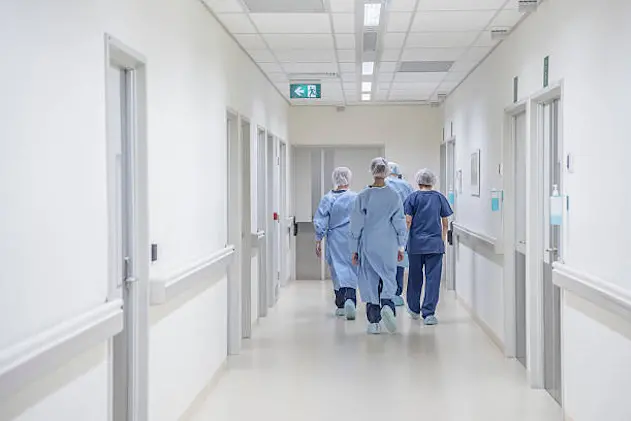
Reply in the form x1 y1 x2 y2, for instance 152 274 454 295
294 86 305 97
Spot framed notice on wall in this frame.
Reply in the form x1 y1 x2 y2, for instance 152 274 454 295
471 149 481 197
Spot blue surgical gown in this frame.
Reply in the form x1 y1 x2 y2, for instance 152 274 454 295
404 190 453 255
386 177 414 267
313 190 358 290
350 186 407 304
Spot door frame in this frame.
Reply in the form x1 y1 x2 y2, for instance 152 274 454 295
266 132 278 306
226 109 242 354
501 99 528 359
240 116 253 338
256 126 269 318
105 35 150 421
278 140 289 287
525 81 565 389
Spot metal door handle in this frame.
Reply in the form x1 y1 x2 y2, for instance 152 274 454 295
518 240 526 244
545 248 558 253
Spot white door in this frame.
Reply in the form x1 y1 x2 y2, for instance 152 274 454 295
513 111 528 368
240 119 252 338
279 141 289 286
266 134 278 304
106 39 148 421
444 139 456 291
541 99 563 404
256 129 268 317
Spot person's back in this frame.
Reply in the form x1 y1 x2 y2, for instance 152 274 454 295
405 190 450 255
354 186 402 257
387 177 414 205
323 190 357 233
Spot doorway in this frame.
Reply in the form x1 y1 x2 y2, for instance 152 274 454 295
226 111 242 353
240 118 252 338
442 138 457 291
106 36 149 421
278 141 289 286
514 111 528 368
541 99 563 404
256 128 268 317
266 133 278 305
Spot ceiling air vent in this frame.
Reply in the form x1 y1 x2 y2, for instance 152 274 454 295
491 27 511 41
518 0 538 13
397 61 454 73
363 31 378 53
242 0 325 13
288 72 338 81
437 93 448 102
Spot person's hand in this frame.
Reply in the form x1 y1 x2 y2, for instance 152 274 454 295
397 250 404 262
315 241 322 258
352 253 359 266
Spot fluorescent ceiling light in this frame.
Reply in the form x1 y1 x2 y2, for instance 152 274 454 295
362 82 372 92
362 93 372 101
362 62 375 75
364 3 382 27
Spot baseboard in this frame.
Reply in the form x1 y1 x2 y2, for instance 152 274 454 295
456 294 505 353
178 360 228 421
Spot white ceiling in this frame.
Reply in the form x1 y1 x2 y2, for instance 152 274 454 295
203 0 527 105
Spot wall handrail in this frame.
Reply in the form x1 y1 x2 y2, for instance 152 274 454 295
150 245 235 305
452 222 497 250
553 263 631 321
0 299 124 398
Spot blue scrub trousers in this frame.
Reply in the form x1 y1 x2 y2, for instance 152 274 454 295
407 253 443 317
395 266 405 296
334 287 357 309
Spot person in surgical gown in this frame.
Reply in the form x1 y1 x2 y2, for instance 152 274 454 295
404 168 453 325
350 158 407 334
386 162 415 307
314 167 359 320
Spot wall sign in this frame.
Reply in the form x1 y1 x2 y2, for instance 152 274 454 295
470 149 481 197
290 83 321 99
543 56 549 88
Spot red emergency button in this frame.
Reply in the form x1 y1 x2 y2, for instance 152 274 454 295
273 212 279 221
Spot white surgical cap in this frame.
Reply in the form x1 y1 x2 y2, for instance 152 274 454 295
388 162 402 176
332 167 352 188
370 157 390 178
415 168 437 186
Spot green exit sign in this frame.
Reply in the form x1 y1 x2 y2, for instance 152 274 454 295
290 83 321 99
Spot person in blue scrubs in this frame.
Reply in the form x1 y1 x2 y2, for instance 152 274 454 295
314 167 359 320
404 168 453 325
386 162 415 307
350 158 407 334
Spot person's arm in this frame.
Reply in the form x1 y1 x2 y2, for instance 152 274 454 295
391 199 407 249
442 217 449 242
439 193 454 243
403 194 415 230
313 196 331 258
349 195 364 264
406 215 413 230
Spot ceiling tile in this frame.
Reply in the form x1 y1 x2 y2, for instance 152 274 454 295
393 72 446 83
282 62 338 73
259 62 285 73
202 0 244 13
332 13 355 33
449 61 478 73
339 62 357 73
389 90 432 100
267 72 289 82
387 12 413 32
234 34 268 49
406 31 478 47
436 80 460 92
383 33 407 48
343 82 357 90
381 49 401 61
391 82 439 91
275 49 336 62
337 49 356 62
335 34 356 49
492 9 524 27
375 91 390 101
217 13 258 34
329 0 355 12
389 0 418 12
243 0 326 13
378 82 393 89
379 62 398 73
250 13 331 33
401 47 465 61
411 10 497 32
248 49 277 62
417 0 507 10
378 72 395 81
341 72 356 82
264 34 333 49
443 71 468 82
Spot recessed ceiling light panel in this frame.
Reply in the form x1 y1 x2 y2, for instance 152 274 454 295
243 0 325 13
397 61 454 73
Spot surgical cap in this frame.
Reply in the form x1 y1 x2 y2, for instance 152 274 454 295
388 162 402 176
370 157 390 178
415 168 437 186
332 167 352 187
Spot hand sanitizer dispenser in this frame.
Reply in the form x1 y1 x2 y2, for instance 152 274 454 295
550 185 563 226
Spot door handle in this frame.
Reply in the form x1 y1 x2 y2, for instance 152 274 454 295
545 248 558 253
518 240 526 245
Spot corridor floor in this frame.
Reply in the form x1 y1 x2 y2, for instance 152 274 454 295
191 281 562 421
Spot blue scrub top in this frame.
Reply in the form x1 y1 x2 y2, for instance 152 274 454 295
404 190 453 255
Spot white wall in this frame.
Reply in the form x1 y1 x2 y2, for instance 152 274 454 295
289 105 443 183
442 0 631 419
0 0 288 418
